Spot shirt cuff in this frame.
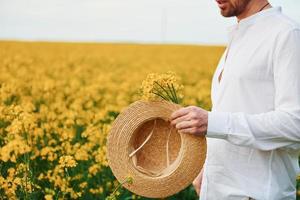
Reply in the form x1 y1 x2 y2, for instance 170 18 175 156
206 111 231 139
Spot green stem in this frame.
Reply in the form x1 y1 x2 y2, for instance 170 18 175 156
166 83 177 103
25 153 29 200
153 81 175 102
55 190 60 200
61 168 69 199
171 83 180 104
109 178 131 199
64 168 81 198
152 91 168 101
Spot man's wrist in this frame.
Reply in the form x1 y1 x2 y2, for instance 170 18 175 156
206 111 230 139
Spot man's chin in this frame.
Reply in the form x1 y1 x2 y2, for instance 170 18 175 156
220 10 235 17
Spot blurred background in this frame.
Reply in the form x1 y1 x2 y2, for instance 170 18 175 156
0 0 299 45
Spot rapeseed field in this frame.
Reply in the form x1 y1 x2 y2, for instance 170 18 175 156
0 41 298 199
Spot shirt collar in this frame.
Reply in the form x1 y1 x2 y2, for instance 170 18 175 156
226 6 282 37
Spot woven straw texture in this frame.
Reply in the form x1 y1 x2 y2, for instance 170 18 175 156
107 100 207 198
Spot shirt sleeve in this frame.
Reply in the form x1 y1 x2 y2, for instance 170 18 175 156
206 28 300 151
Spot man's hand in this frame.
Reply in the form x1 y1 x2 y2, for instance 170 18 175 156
170 106 208 136
193 168 204 196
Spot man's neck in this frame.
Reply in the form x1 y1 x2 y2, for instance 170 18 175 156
237 0 271 22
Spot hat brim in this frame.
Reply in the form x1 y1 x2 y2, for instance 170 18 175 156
107 100 206 198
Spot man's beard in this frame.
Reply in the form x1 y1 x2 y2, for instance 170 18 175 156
220 0 251 17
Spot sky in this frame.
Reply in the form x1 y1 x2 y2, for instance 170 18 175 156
0 0 299 45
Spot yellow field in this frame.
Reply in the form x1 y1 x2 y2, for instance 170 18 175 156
0 41 298 199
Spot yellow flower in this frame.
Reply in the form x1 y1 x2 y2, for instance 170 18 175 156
58 155 77 168
141 71 184 104
0 136 31 162
79 181 88 189
88 164 100 176
44 194 53 200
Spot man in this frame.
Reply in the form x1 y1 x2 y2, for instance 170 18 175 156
171 0 300 199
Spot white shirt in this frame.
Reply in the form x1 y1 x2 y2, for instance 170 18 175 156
200 7 300 200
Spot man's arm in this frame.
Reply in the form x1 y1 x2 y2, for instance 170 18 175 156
171 28 300 151
207 28 300 150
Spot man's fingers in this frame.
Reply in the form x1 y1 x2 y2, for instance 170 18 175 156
171 114 190 126
175 120 197 130
170 107 190 121
178 127 197 134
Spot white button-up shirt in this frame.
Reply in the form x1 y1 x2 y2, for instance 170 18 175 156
200 7 300 200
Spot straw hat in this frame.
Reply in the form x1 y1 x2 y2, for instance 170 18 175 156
107 100 206 198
